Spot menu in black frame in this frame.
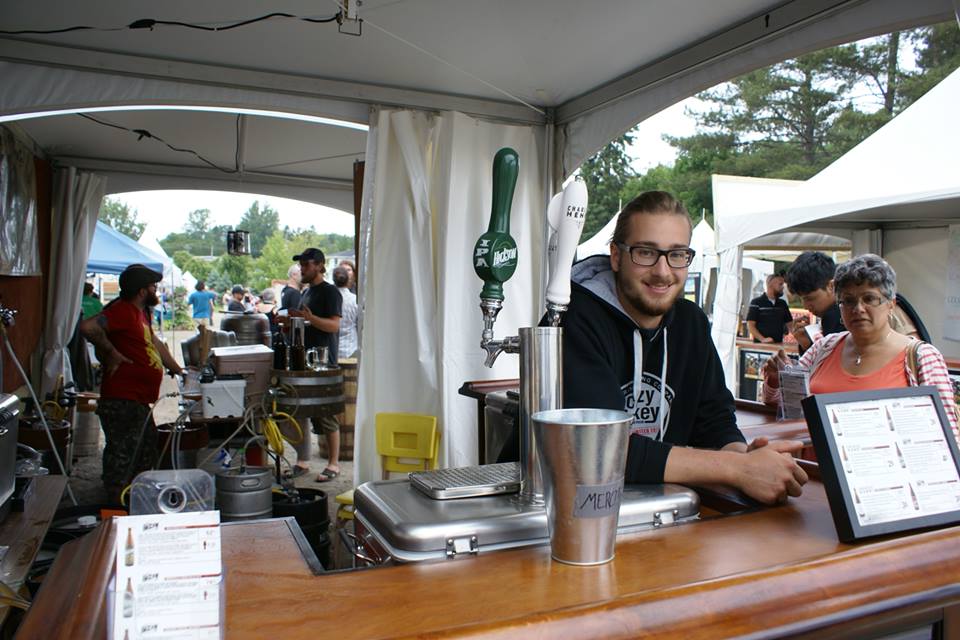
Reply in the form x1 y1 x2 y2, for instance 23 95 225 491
802 386 960 543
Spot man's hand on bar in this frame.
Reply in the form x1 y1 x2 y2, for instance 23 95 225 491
734 439 808 504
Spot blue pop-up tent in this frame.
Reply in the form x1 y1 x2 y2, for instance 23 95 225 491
86 221 166 275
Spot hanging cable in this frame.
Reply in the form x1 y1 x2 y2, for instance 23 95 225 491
0 12 340 36
78 113 239 174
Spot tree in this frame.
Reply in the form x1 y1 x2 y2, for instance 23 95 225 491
238 201 280 256
577 133 636 242
899 22 960 104
99 197 146 239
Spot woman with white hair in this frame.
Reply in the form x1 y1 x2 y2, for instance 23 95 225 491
764 253 958 439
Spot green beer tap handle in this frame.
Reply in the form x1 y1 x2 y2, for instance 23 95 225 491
474 148 520 302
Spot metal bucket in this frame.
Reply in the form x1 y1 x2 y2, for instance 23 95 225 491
215 466 273 521
272 369 345 420
532 408 632 566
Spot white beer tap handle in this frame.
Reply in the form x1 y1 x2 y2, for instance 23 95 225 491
545 179 588 323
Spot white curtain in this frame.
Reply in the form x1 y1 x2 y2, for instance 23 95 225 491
354 108 545 484
710 246 744 394
41 167 105 396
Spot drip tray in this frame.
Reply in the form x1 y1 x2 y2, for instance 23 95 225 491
354 480 699 562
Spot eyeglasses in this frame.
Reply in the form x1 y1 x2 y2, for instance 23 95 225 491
616 243 695 269
838 293 887 308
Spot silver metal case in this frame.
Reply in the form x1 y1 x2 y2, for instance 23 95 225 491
355 480 699 563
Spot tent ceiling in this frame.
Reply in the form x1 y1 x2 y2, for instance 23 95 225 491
0 0 953 199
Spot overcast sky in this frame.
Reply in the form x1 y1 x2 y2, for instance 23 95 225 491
113 97 700 243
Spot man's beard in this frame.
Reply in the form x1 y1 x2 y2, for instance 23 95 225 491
616 274 682 319
145 291 160 307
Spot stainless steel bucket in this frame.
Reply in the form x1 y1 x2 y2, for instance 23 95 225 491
215 466 273 521
532 408 632 565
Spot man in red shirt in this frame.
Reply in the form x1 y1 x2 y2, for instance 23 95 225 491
81 264 184 503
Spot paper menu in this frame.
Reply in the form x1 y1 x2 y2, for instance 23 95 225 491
827 396 960 527
804 322 823 342
112 511 222 640
778 367 810 420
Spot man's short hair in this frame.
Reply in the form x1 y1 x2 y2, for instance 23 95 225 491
287 264 301 279
195 280 205 291
83 282 94 295
765 273 784 286
332 266 349 288
785 251 836 295
611 191 692 245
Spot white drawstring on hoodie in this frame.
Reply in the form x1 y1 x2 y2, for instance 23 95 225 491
632 328 670 441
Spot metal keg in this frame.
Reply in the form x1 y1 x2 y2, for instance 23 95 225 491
215 466 273 521
273 369 345 419
219 312 272 347
181 329 238 367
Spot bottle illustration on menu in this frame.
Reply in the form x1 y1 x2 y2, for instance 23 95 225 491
124 528 135 566
123 578 135 618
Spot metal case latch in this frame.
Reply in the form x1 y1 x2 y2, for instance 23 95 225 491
445 536 479 558
653 509 680 528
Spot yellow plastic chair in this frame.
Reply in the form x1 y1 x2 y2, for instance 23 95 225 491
334 413 439 528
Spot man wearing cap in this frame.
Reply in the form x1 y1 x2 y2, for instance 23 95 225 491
292 248 343 481
228 284 247 312
81 263 185 503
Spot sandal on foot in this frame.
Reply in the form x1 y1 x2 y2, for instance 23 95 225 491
316 468 340 482
284 465 310 479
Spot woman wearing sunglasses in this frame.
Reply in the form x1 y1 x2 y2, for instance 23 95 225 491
763 253 958 439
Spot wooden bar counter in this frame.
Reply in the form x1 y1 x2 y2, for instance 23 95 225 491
22 472 960 639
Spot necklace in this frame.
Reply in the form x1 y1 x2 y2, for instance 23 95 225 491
851 331 891 367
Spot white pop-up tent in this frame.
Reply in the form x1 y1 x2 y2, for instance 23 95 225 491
2 0 956 482
711 67 960 391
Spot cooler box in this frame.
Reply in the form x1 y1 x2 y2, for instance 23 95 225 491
354 480 699 563
201 379 246 418
210 344 273 400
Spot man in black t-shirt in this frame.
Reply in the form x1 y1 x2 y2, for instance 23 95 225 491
279 264 302 313
292 248 343 482
746 274 793 343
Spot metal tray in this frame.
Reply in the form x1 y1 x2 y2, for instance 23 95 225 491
354 480 699 562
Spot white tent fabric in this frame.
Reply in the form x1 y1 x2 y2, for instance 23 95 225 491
354 108 544 484
711 67 960 390
41 167 105 395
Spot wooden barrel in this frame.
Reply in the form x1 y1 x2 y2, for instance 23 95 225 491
272 368 345 420
319 358 357 461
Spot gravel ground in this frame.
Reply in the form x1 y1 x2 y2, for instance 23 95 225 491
57 322 357 567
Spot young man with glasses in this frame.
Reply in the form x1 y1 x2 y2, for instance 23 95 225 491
562 191 807 505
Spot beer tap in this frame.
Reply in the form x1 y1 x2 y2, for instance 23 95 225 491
544 178 588 326
474 148 521 368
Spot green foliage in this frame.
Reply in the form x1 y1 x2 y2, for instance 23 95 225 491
595 23 959 226
99 197 146 240
238 201 280 256
159 209 231 257
578 133 636 242
170 286 194 330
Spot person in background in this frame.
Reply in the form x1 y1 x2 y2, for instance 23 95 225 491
293 248 343 482
80 264 185 503
256 288 278 325
227 285 246 312
81 282 103 319
340 259 357 294
280 264 302 314
187 280 217 327
746 273 793 343
763 254 958 439
560 191 807 505
333 265 359 359
784 251 845 354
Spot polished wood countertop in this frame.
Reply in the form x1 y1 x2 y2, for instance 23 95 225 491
24 473 960 639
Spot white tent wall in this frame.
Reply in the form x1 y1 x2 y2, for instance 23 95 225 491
711 68 960 392
354 108 544 485
885 226 960 359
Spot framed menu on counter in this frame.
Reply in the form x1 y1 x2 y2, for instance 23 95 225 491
803 387 960 542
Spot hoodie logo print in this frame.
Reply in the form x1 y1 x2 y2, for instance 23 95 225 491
622 372 674 439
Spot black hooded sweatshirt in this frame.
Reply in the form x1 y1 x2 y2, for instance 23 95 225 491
562 255 743 484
